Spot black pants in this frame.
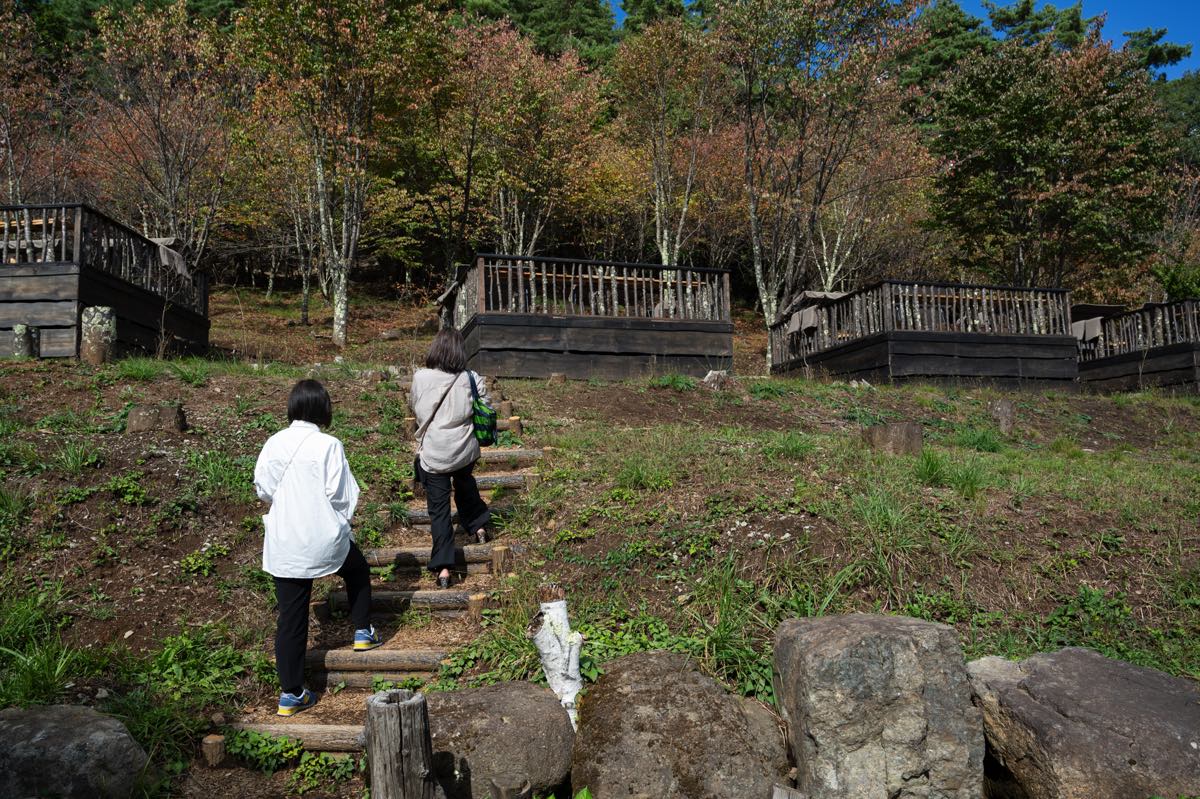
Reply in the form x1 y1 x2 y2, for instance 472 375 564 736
422 461 490 573
273 541 371 696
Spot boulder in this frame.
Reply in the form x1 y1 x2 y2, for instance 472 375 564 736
968 648 1200 799
426 681 573 799
571 651 789 799
861 422 922 455
0 704 151 798
125 403 186 433
774 614 983 799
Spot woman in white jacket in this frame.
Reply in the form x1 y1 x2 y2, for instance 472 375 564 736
254 380 381 716
410 329 492 588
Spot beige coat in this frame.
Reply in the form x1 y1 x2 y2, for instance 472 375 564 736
410 367 491 474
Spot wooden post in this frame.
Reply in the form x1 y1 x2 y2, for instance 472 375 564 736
11 324 38 358
491 545 513 576
488 774 532 799
404 417 417 436
80 306 116 365
468 592 487 624
498 400 513 418
508 417 523 437
365 689 437 799
201 734 227 768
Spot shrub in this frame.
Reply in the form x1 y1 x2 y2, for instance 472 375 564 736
225 729 303 774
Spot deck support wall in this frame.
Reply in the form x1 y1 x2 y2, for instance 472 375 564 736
773 331 1079 390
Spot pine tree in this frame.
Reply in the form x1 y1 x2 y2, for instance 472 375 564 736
620 0 684 36
899 0 993 89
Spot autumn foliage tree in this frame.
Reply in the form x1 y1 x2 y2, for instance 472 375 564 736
613 17 727 268
78 1 241 270
930 32 1172 297
241 0 440 345
716 0 921 351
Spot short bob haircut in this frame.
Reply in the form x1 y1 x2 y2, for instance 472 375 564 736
287 379 333 428
425 328 468 373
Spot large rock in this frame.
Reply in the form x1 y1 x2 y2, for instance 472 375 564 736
426 681 573 799
0 704 151 798
968 648 1200 799
571 651 789 799
774 614 983 799
125 403 186 433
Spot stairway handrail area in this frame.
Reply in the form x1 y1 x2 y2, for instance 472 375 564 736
0 203 206 317
769 279 1072 365
1081 300 1200 362
455 253 733 328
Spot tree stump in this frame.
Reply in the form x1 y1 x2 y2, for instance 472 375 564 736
488 773 532 799
468 592 487 624
80 306 116 366
366 689 437 799
498 400 514 418
11 325 38 359
772 785 807 799
404 417 418 436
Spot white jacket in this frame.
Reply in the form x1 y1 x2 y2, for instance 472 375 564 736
410 368 491 474
254 421 360 578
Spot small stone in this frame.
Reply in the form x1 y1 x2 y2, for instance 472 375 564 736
94 688 109 700
210 712 228 727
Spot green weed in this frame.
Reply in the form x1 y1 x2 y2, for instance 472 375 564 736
953 426 1004 453
168 360 211 387
105 471 151 506
290 751 360 794
761 431 816 461
53 441 103 474
615 453 673 491
0 483 32 560
747 381 791 400
947 458 988 499
180 542 231 577
188 450 255 502
650 374 697 392
225 729 303 774
915 449 947 486
115 358 167 382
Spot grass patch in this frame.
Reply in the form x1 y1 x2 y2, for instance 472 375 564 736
761 431 816 461
114 358 169 382
952 426 1004 453
649 374 697 392
0 584 94 708
0 483 32 560
615 453 673 491
52 440 103 475
188 450 256 502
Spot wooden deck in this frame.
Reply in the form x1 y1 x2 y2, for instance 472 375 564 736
453 254 733 379
1078 301 1200 392
0 204 208 357
770 281 1077 388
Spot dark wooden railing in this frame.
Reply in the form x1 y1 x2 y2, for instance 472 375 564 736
1081 300 1200 362
0 203 206 316
455 254 732 328
770 280 1072 366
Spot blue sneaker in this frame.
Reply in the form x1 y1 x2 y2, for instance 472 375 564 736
277 688 317 717
353 625 382 652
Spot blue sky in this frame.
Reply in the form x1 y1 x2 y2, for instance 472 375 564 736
608 1 1200 79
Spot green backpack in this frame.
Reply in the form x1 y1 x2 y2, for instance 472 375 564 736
467 372 497 447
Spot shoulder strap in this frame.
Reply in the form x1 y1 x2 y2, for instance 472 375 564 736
415 372 460 448
279 430 318 482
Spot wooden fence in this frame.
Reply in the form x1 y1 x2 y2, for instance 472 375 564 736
770 280 1072 366
455 254 732 328
1 204 205 316
1081 300 1200 362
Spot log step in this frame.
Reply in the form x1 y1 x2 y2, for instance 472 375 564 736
326 589 473 616
230 723 364 753
363 544 492 570
306 648 448 672
313 671 431 690
476 448 542 469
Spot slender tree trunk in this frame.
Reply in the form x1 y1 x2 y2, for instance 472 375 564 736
332 260 348 346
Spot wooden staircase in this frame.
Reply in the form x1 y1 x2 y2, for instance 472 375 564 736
231 380 541 743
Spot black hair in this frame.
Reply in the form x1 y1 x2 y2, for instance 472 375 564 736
287 379 333 427
425 328 468 373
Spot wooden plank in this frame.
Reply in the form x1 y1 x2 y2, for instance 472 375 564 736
230 723 364 753
1 325 78 357
471 349 732 380
1080 351 1198 382
889 338 1078 360
472 312 733 334
306 648 448 671
312 671 433 690
890 353 1077 380
0 300 77 327
0 263 79 279
472 323 732 358
0 272 78 302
